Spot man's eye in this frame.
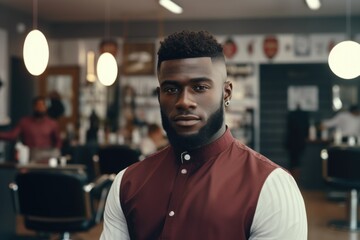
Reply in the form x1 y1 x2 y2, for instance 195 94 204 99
193 85 209 92
163 87 179 94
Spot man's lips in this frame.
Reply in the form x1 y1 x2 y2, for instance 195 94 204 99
173 115 200 127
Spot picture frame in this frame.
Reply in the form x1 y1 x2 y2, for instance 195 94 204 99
122 42 155 75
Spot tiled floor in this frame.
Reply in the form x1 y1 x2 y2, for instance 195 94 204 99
15 190 360 240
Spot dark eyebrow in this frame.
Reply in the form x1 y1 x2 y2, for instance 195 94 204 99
160 78 213 87
160 80 180 88
189 78 213 84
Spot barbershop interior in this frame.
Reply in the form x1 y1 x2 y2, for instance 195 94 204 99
0 0 360 239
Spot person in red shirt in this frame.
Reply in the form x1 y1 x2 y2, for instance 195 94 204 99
0 96 62 163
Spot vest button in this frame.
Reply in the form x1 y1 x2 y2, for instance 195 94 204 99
184 154 191 161
181 169 187 174
169 211 175 217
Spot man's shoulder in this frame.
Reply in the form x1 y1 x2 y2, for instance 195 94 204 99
232 139 283 172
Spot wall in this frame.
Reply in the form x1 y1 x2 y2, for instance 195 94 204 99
1 4 360 155
48 17 360 39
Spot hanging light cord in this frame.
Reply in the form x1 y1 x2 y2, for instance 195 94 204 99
346 0 351 39
105 0 110 39
33 0 38 29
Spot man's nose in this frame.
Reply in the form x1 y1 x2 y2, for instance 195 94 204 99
175 88 197 110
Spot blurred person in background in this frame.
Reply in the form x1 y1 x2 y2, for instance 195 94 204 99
140 123 168 156
47 90 65 120
284 104 310 183
0 96 62 163
321 104 360 143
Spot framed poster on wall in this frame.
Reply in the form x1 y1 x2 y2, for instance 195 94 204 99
122 42 155 75
288 85 318 111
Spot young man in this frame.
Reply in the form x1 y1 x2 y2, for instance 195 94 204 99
100 30 307 240
0 96 62 162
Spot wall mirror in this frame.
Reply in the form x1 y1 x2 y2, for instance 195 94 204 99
38 66 79 133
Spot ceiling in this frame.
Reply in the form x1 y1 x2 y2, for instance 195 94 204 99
0 0 359 23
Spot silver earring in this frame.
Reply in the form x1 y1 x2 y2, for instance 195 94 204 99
224 100 230 107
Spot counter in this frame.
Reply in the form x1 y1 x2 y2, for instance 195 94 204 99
300 140 330 190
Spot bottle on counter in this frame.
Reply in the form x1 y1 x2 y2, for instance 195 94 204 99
309 120 317 141
15 141 29 165
321 128 328 141
334 128 342 145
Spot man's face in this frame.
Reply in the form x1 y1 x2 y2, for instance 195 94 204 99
33 99 47 117
157 57 231 149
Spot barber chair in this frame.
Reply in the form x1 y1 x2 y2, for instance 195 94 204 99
322 146 360 231
9 166 112 240
69 144 99 182
93 145 140 176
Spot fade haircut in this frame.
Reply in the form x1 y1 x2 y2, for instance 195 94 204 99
157 30 224 70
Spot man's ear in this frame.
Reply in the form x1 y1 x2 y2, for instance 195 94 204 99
223 81 233 101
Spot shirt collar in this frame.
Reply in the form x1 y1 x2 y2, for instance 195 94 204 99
171 128 235 165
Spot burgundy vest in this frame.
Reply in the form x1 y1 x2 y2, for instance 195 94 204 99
120 130 278 240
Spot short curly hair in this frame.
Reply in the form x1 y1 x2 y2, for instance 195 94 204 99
157 30 224 70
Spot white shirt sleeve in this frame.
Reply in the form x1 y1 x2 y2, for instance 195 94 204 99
323 114 340 129
249 168 308 240
100 169 130 240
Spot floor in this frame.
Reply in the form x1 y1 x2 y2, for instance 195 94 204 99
14 190 360 240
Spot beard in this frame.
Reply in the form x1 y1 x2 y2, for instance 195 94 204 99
160 100 224 150
33 111 46 118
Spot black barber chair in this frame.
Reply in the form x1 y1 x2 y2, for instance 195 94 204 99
323 146 360 231
93 145 141 176
9 166 111 240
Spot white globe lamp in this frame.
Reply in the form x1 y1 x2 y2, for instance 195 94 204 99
96 52 118 86
23 29 49 76
328 41 360 80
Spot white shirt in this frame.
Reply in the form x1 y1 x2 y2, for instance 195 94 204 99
323 111 360 137
100 168 308 240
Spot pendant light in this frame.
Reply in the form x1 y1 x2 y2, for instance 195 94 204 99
305 0 321 10
328 0 360 79
23 0 49 76
159 0 183 14
97 52 118 86
86 51 97 83
97 0 118 86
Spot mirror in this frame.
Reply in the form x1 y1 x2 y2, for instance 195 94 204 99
38 66 79 134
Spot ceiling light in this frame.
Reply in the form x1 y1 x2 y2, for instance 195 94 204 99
328 41 360 79
159 0 183 14
23 0 49 76
97 52 118 86
86 51 97 82
23 30 49 76
328 0 360 80
305 0 321 10
96 0 118 86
